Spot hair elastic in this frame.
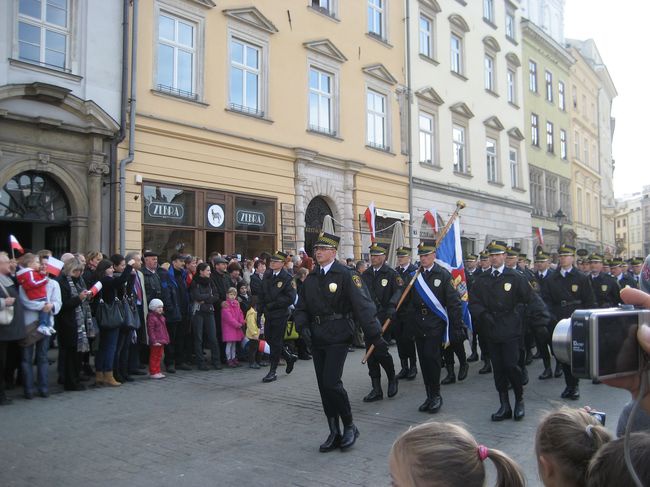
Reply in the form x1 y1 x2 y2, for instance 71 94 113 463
478 445 489 461
585 424 594 438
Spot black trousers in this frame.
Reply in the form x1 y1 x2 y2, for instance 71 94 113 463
476 321 490 359
489 338 523 397
393 317 416 363
366 343 395 379
312 343 352 421
443 340 467 367
415 332 443 392
61 343 81 389
115 327 131 377
164 321 178 367
192 312 220 366
532 325 551 362
266 317 287 368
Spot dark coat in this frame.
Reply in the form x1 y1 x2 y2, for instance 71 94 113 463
0 275 26 342
91 265 132 315
546 267 597 321
249 272 264 296
590 272 621 308
189 276 220 314
142 266 163 301
362 263 404 323
259 268 296 321
55 274 86 347
395 263 417 324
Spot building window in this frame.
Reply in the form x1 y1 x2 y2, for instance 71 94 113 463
530 168 543 216
531 113 539 147
546 121 554 153
560 129 567 160
529 60 537 93
368 0 385 39
157 12 196 99
584 142 589 165
367 89 387 150
585 192 591 225
419 113 435 164
17 0 70 70
308 67 334 135
507 69 516 104
229 38 262 116
572 84 578 109
452 124 468 174
576 187 583 221
311 0 335 17
419 14 433 58
558 81 566 110
574 131 580 160
451 33 463 75
560 178 571 220
509 147 519 188
545 174 558 218
486 138 498 183
505 7 516 41
545 70 553 102
484 55 495 92
483 0 494 23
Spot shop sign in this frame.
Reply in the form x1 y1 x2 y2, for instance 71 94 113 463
147 202 184 220
207 204 225 228
236 209 265 226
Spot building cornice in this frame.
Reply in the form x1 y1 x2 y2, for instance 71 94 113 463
522 20 574 67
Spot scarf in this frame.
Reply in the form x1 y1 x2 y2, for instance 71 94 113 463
67 275 91 353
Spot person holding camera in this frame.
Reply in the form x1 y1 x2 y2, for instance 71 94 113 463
546 244 596 400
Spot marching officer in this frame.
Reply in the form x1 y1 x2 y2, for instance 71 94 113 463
406 240 464 414
628 257 644 287
546 244 596 400
471 251 492 374
505 246 531 385
294 232 387 452
469 241 547 422
259 251 298 383
361 244 400 401
611 259 637 289
576 249 590 274
588 254 621 308
533 251 555 380
394 246 418 380
465 254 481 363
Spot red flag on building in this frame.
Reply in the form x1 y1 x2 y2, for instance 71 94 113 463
364 201 376 243
424 208 438 233
536 227 544 247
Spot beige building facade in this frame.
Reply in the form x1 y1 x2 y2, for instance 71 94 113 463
119 0 408 260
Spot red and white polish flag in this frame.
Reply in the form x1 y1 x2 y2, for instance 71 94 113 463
9 235 24 254
424 208 438 233
46 256 64 277
89 281 103 297
536 227 544 247
364 201 376 243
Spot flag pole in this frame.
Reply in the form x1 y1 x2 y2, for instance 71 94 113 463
362 200 466 364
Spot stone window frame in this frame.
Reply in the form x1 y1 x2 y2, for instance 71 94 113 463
483 36 500 96
530 113 539 147
560 128 567 160
505 52 520 108
308 0 338 20
367 0 389 43
528 59 538 93
450 102 474 176
449 14 469 80
507 127 525 191
417 0 440 63
415 86 443 169
305 45 344 138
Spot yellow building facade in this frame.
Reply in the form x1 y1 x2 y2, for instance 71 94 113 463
118 0 408 261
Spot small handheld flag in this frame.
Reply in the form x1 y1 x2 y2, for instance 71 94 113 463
89 281 103 297
364 202 376 243
46 256 64 277
9 235 24 255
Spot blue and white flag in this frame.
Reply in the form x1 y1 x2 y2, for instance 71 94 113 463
413 272 450 346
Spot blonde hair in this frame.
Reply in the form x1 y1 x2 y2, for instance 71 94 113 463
18 253 38 268
389 422 525 487
536 407 611 487
227 287 238 295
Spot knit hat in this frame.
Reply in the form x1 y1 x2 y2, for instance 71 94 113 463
149 298 164 311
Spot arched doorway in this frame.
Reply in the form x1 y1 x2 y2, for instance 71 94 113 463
0 171 71 256
304 196 335 255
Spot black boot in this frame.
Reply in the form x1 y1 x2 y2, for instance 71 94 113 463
262 367 277 383
418 384 433 412
363 377 383 402
491 392 512 421
340 416 359 451
554 360 563 378
282 348 298 374
538 358 552 380
441 365 456 385
458 362 469 381
387 371 398 398
319 417 342 452
560 385 580 400
406 357 418 380
396 359 409 380
514 395 525 421
467 345 479 362
428 389 443 414
478 360 492 374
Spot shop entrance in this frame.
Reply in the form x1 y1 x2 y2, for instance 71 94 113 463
206 231 225 257
0 172 71 256
304 196 334 255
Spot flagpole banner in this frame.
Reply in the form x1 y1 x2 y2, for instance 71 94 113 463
424 208 438 233
364 201 376 243
536 227 544 247
435 219 473 332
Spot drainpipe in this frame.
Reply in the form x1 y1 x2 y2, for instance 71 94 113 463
405 0 414 249
119 0 138 254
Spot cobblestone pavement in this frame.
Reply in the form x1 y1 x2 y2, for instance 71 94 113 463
1 346 629 487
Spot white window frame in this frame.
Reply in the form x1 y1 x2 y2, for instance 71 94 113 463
545 70 553 102
546 121 554 153
509 146 519 188
484 54 495 92
507 68 516 104
558 80 566 110
418 111 436 165
368 0 386 40
574 130 580 160
483 0 494 23
452 123 469 174
451 33 463 75
366 87 389 151
529 60 537 93
531 113 539 147
309 0 337 18
560 129 567 160
307 65 336 136
505 7 516 41
419 14 433 58
229 38 261 114
486 137 498 183
16 0 71 71
155 11 198 99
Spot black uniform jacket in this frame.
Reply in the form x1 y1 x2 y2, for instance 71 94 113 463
590 272 621 308
362 263 404 323
259 268 296 321
405 264 464 339
546 267 596 321
469 267 539 343
618 273 638 290
294 261 381 347
395 263 418 319
534 269 555 304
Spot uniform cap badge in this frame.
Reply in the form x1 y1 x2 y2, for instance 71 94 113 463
601 285 608 292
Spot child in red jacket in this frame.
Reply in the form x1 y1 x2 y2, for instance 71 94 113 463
17 253 55 336
147 299 170 379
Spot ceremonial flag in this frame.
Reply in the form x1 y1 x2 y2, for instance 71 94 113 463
435 219 473 332
536 227 544 247
9 235 24 254
89 281 103 297
46 256 64 276
413 272 450 346
423 208 438 233
364 201 376 243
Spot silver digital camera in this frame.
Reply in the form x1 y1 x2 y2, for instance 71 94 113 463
552 307 650 380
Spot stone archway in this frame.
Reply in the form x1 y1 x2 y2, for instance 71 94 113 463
304 196 335 255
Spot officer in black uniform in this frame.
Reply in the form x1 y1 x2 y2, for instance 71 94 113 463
576 249 590 275
361 244 400 402
533 250 555 380
546 244 596 400
471 251 492 374
294 232 386 452
259 251 297 383
406 240 464 414
628 257 644 288
465 254 480 362
394 246 418 380
504 246 531 385
469 241 546 421
588 253 621 308
611 259 637 289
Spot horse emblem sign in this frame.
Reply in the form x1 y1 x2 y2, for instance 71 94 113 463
207 204 225 228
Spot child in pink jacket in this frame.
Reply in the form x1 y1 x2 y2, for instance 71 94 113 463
221 287 245 367
147 299 170 379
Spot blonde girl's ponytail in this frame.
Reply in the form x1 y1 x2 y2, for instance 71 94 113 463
484 446 527 487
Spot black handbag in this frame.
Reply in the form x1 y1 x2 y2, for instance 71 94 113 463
122 294 141 330
96 297 125 330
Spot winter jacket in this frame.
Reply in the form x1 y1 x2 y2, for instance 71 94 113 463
0 274 26 342
16 268 48 301
147 311 170 345
221 299 245 342
189 276 220 314
245 307 260 340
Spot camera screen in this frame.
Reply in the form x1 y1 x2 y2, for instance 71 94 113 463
598 313 639 377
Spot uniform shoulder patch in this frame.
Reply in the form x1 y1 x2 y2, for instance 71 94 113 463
352 274 363 288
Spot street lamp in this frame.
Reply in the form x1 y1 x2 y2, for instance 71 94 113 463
554 208 567 247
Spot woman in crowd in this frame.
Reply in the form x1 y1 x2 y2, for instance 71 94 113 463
56 258 92 391
242 259 254 286
185 255 198 287
92 257 133 387
237 282 250 314
535 406 610 487
80 250 102 376
389 421 525 487
189 263 222 370
0 252 26 405
111 254 134 384
227 262 243 289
